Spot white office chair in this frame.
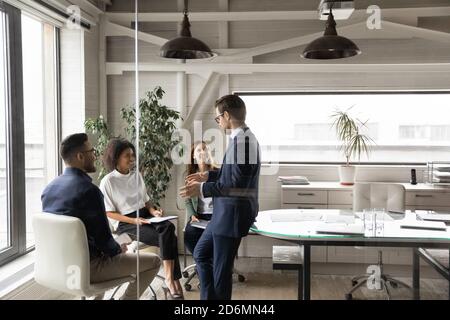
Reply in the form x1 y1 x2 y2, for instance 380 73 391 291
345 183 412 300
33 213 135 300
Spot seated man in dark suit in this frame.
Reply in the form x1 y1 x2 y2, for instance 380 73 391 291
41 133 161 300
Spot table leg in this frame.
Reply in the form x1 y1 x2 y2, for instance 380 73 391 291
448 249 450 301
303 244 311 300
412 248 420 300
298 265 303 300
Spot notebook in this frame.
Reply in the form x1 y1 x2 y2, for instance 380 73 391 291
277 176 310 185
145 215 178 224
190 219 210 230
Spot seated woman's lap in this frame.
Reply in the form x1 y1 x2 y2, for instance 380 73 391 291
117 219 175 248
184 223 204 254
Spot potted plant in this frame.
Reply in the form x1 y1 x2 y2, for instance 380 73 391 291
85 86 182 207
330 108 374 185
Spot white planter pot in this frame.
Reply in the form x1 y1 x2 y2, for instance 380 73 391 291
338 166 356 185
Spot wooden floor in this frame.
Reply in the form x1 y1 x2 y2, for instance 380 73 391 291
3 257 449 300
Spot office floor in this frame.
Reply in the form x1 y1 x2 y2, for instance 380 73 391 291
3 257 449 300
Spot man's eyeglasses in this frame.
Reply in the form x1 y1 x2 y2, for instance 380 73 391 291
214 112 224 124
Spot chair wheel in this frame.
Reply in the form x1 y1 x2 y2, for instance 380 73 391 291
182 271 189 278
345 294 353 300
351 280 358 286
184 283 192 291
238 275 246 282
197 283 201 289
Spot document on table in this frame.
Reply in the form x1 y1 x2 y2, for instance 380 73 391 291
315 224 365 236
323 213 355 224
400 220 447 231
271 211 322 222
416 212 450 223
145 215 178 224
354 212 395 221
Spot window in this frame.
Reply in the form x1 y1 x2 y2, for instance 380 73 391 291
22 14 59 248
0 3 59 265
240 92 450 164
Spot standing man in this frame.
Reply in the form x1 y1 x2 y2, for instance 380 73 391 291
180 94 261 300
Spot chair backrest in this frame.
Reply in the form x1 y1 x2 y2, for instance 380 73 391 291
32 212 91 296
353 183 405 212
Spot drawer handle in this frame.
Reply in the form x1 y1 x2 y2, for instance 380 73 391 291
415 195 433 198
298 206 314 209
297 193 315 196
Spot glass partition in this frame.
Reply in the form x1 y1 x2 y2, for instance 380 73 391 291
0 10 9 254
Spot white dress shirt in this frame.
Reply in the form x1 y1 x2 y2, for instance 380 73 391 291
199 126 245 198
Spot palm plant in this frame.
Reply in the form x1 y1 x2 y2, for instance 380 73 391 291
330 108 374 166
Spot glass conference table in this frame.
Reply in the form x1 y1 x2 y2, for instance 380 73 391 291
250 209 450 300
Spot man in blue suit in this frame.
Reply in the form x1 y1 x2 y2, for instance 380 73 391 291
180 94 261 300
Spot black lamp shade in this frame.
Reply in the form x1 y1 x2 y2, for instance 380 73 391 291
160 36 217 59
302 11 361 60
160 12 216 59
302 35 361 59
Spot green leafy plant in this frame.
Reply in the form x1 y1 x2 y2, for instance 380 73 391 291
330 108 374 166
85 86 182 207
121 87 182 207
84 115 111 179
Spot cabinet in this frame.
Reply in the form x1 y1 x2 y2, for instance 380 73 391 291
281 182 450 264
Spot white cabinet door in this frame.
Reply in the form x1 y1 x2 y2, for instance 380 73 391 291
328 204 353 210
282 190 327 204
406 205 450 212
328 190 353 205
406 192 450 207
282 203 328 209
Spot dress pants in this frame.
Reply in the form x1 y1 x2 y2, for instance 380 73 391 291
90 252 161 300
184 223 205 255
117 208 182 280
193 226 241 300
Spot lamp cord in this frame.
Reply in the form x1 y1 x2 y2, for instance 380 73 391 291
329 0 335 14
184 0 188 15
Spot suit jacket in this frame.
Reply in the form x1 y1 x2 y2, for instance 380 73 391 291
202 127 261 238
41 167 122 259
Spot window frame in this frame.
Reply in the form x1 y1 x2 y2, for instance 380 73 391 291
236 90 450 166
0 2 61 266
0 1 23 265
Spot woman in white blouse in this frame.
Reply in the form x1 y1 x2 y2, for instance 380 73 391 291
99 138 183 299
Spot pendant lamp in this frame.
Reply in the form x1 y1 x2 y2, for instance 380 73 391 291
302 8 361 59
160 0 217 59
